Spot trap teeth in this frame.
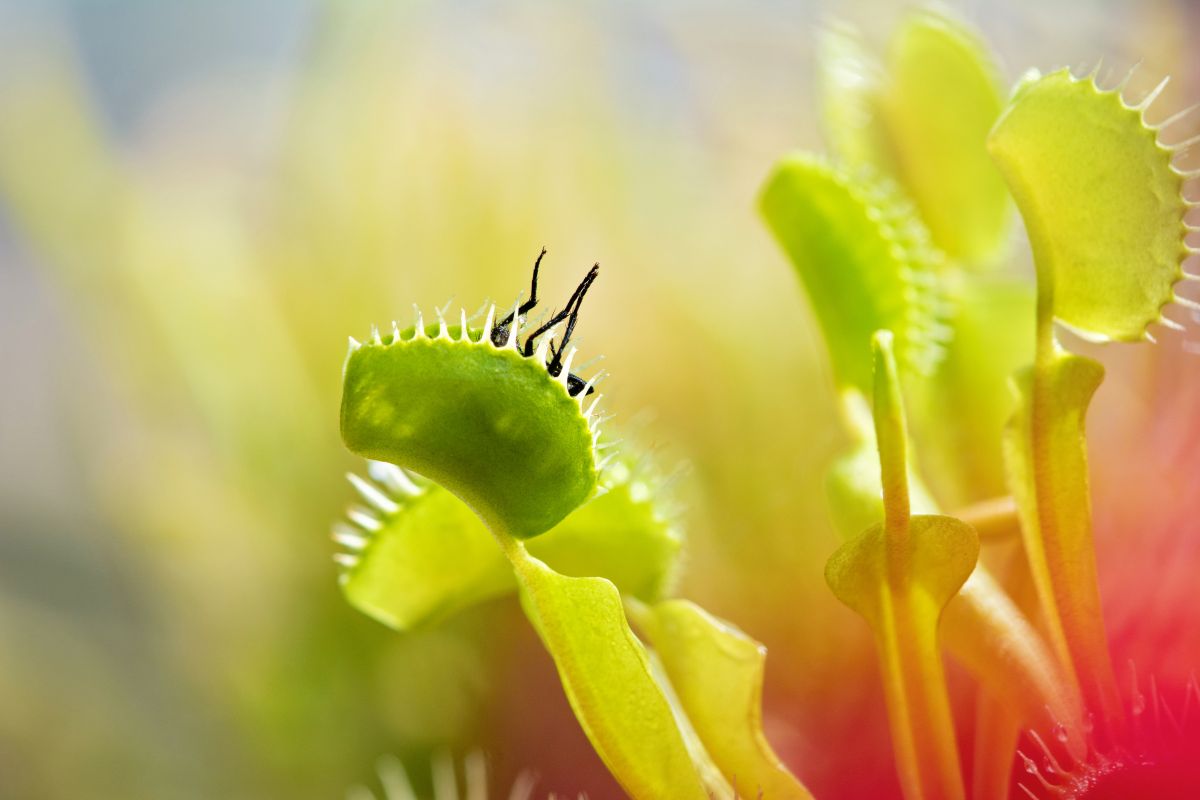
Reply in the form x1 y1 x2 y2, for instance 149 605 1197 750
481 305 497 343
332 528 369 550
505 302 521 348
584 393 603 419
347 507 383 532
347 472 400 514
1138 75 1170 110
576 379 597 401
534 327 558 363
592 412 616 429
1114 61 1141 97
1159 316 1186 332
558 348 577 385
1158 103 1200 131
1174 133 1200 149
333 553 360 569
367 460 422 496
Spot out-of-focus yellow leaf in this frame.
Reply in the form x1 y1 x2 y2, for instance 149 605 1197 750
632 599 813 800
882 10 1010 263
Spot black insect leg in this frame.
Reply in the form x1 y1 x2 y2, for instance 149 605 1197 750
522 264 599 361
492 248 546 347
547 264 599 376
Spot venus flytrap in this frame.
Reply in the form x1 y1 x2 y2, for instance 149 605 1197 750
338 284 707 798
760 7 1200 799
759 133 1086 778
340 308 601 540
819 383 1081 765
758 155 950 392
988 65 1198 737
762 9 1109 798
336 259 813 799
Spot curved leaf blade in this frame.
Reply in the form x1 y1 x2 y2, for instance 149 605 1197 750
632 599 814 800
511 551 708 800
1003 352 1123 727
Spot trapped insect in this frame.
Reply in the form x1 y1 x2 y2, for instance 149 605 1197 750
491 248 600 397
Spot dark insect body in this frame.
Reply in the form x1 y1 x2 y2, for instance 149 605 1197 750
490 248 599 397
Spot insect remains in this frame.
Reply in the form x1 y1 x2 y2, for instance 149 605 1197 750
491 248 600 397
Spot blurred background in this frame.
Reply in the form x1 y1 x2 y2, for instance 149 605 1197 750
1 1 1198 798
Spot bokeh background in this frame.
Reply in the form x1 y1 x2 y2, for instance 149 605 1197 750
2 1 1199 798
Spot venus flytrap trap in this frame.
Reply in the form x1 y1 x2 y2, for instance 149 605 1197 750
815 9 1036 508
334 453 684 631
338 261 704 796
336 255 812 799
339 297 602 541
